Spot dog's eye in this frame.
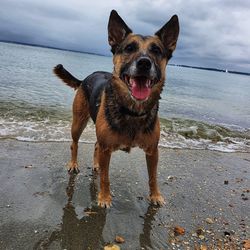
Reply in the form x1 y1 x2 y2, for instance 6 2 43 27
124 42 138 53
150 44 162 56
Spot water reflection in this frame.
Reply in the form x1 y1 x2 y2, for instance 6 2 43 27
34 172 163 249
139 204 159 250
34 172 106 249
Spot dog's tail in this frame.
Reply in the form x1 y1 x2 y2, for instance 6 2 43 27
53 64 81 90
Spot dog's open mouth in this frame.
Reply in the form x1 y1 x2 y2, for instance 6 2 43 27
125 75 153 100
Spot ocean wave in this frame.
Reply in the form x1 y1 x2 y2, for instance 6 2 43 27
1 116 249 153
0 117 96 143
159 118 250 152
0 100 72 122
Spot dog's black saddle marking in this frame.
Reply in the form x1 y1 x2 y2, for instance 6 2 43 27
81 71 112 123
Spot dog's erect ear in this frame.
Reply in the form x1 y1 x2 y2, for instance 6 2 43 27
155 15 179 54
108 10 132 54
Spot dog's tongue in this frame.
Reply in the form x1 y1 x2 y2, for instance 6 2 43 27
130 78 151 100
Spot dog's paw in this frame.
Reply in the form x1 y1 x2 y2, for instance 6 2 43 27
67 161 80 174
148 193 165 206
98 193 112 208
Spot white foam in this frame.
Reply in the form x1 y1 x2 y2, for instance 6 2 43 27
1 118 249 153
159 132 250 153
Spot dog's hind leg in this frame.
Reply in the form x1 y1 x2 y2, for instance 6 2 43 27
68 88 90 174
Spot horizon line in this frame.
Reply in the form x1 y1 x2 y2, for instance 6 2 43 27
1 40 249 76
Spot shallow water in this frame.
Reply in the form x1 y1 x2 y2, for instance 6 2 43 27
0 42 250 152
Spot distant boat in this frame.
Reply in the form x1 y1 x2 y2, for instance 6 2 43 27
225 69 228 73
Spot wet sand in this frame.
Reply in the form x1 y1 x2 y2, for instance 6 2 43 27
0 139 249 249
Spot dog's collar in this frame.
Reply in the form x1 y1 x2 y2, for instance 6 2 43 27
119 106 148 117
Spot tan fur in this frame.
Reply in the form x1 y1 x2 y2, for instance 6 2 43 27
93 92 162 206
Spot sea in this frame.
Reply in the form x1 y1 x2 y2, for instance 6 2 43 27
0 41 250 152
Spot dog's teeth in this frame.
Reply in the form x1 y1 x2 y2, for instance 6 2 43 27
146 80 151 88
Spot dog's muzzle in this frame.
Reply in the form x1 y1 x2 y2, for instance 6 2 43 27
123 56 157 101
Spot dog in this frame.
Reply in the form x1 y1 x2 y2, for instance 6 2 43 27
54 10 179 208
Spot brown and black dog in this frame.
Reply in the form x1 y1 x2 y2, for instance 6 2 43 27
54 10 179 208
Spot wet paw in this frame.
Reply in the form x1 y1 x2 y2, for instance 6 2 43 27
148 193 165 206
67 161 80 174
98 193 112 208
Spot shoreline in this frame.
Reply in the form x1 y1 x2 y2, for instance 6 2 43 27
0 139 249 249
1 117 250 153
1 134 249 154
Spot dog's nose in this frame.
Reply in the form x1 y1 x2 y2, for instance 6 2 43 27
137 57 152 71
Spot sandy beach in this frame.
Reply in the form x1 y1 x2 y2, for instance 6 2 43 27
0 139 249 249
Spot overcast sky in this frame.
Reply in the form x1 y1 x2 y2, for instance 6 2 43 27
0 0 249 72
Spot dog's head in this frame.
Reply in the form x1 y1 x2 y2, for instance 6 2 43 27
108 10 179 103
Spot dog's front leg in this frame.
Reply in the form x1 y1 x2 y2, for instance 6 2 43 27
97 148 112 208
146 147 165 206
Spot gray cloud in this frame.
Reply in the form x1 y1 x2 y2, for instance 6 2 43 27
0 0 249 72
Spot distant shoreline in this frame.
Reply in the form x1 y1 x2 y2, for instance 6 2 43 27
1 40 249 76
0 40 107 58
169 63 250 76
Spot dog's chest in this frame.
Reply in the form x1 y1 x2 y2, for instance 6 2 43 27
104 90 158 139
106 109 156 140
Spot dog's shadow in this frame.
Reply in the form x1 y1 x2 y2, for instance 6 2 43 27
34 172 159 249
